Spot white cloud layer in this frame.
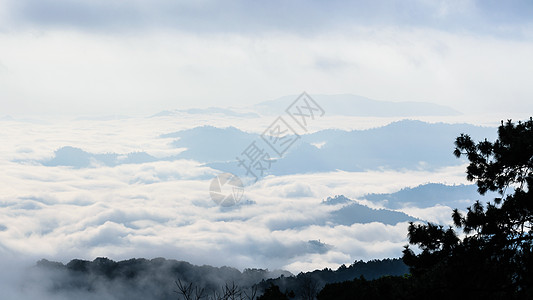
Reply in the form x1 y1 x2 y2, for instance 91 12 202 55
0 115 473 275
0 1 532 116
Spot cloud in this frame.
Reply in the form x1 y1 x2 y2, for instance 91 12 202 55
1 26 533 117
0 115 479 277
2 0 533 37
280 182 315 198
0 1 532 118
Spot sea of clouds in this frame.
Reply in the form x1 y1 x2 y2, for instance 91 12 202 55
0 113 480 275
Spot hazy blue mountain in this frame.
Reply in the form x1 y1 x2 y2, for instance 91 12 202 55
151 94 460 119
74 115 131 121
323 195 419 225
273 120 496 174
35 121 496 177
151 107 259 118
254 94 461 116
161 120 496 176
0 115 49 124
41 146 160 168
263 195 419 232
161 125 257 162
363 183 498 209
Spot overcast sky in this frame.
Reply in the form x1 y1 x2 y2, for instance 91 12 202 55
1 0 533 116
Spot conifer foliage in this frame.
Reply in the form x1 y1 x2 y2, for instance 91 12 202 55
403 118 533 299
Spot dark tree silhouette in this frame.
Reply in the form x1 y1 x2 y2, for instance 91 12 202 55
175 279 206 300
218 282 244 300
243 285 258 300
317 275 413 300
298 274 319 300
403 118 533 299
257 284 289 300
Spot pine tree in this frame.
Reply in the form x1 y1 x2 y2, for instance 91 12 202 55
403 118 533 299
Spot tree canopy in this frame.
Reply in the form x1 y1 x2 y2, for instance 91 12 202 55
403 118 533 299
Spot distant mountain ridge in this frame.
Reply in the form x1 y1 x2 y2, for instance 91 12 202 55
363 183 498 209
40 146 161 168
30 121 496 179
254 94 461 117
151 107 259 118
162 120 496 176
151 94 460 118
323 195 420 226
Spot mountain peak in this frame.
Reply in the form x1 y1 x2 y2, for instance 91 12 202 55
254 94 461 117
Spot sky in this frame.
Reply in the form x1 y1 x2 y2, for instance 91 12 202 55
1 0 533 116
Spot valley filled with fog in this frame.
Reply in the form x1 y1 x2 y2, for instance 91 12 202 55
1 89 530 299
1 96 505 271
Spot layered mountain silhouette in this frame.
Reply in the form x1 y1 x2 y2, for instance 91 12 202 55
152 94 461 118
161 126 256 162
35 121 496 178
162 120 496 176
151 107 259 118
40 146 163 168
263 195 419 231
254 94 461 117
363 183 498 209
322 195 419 225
